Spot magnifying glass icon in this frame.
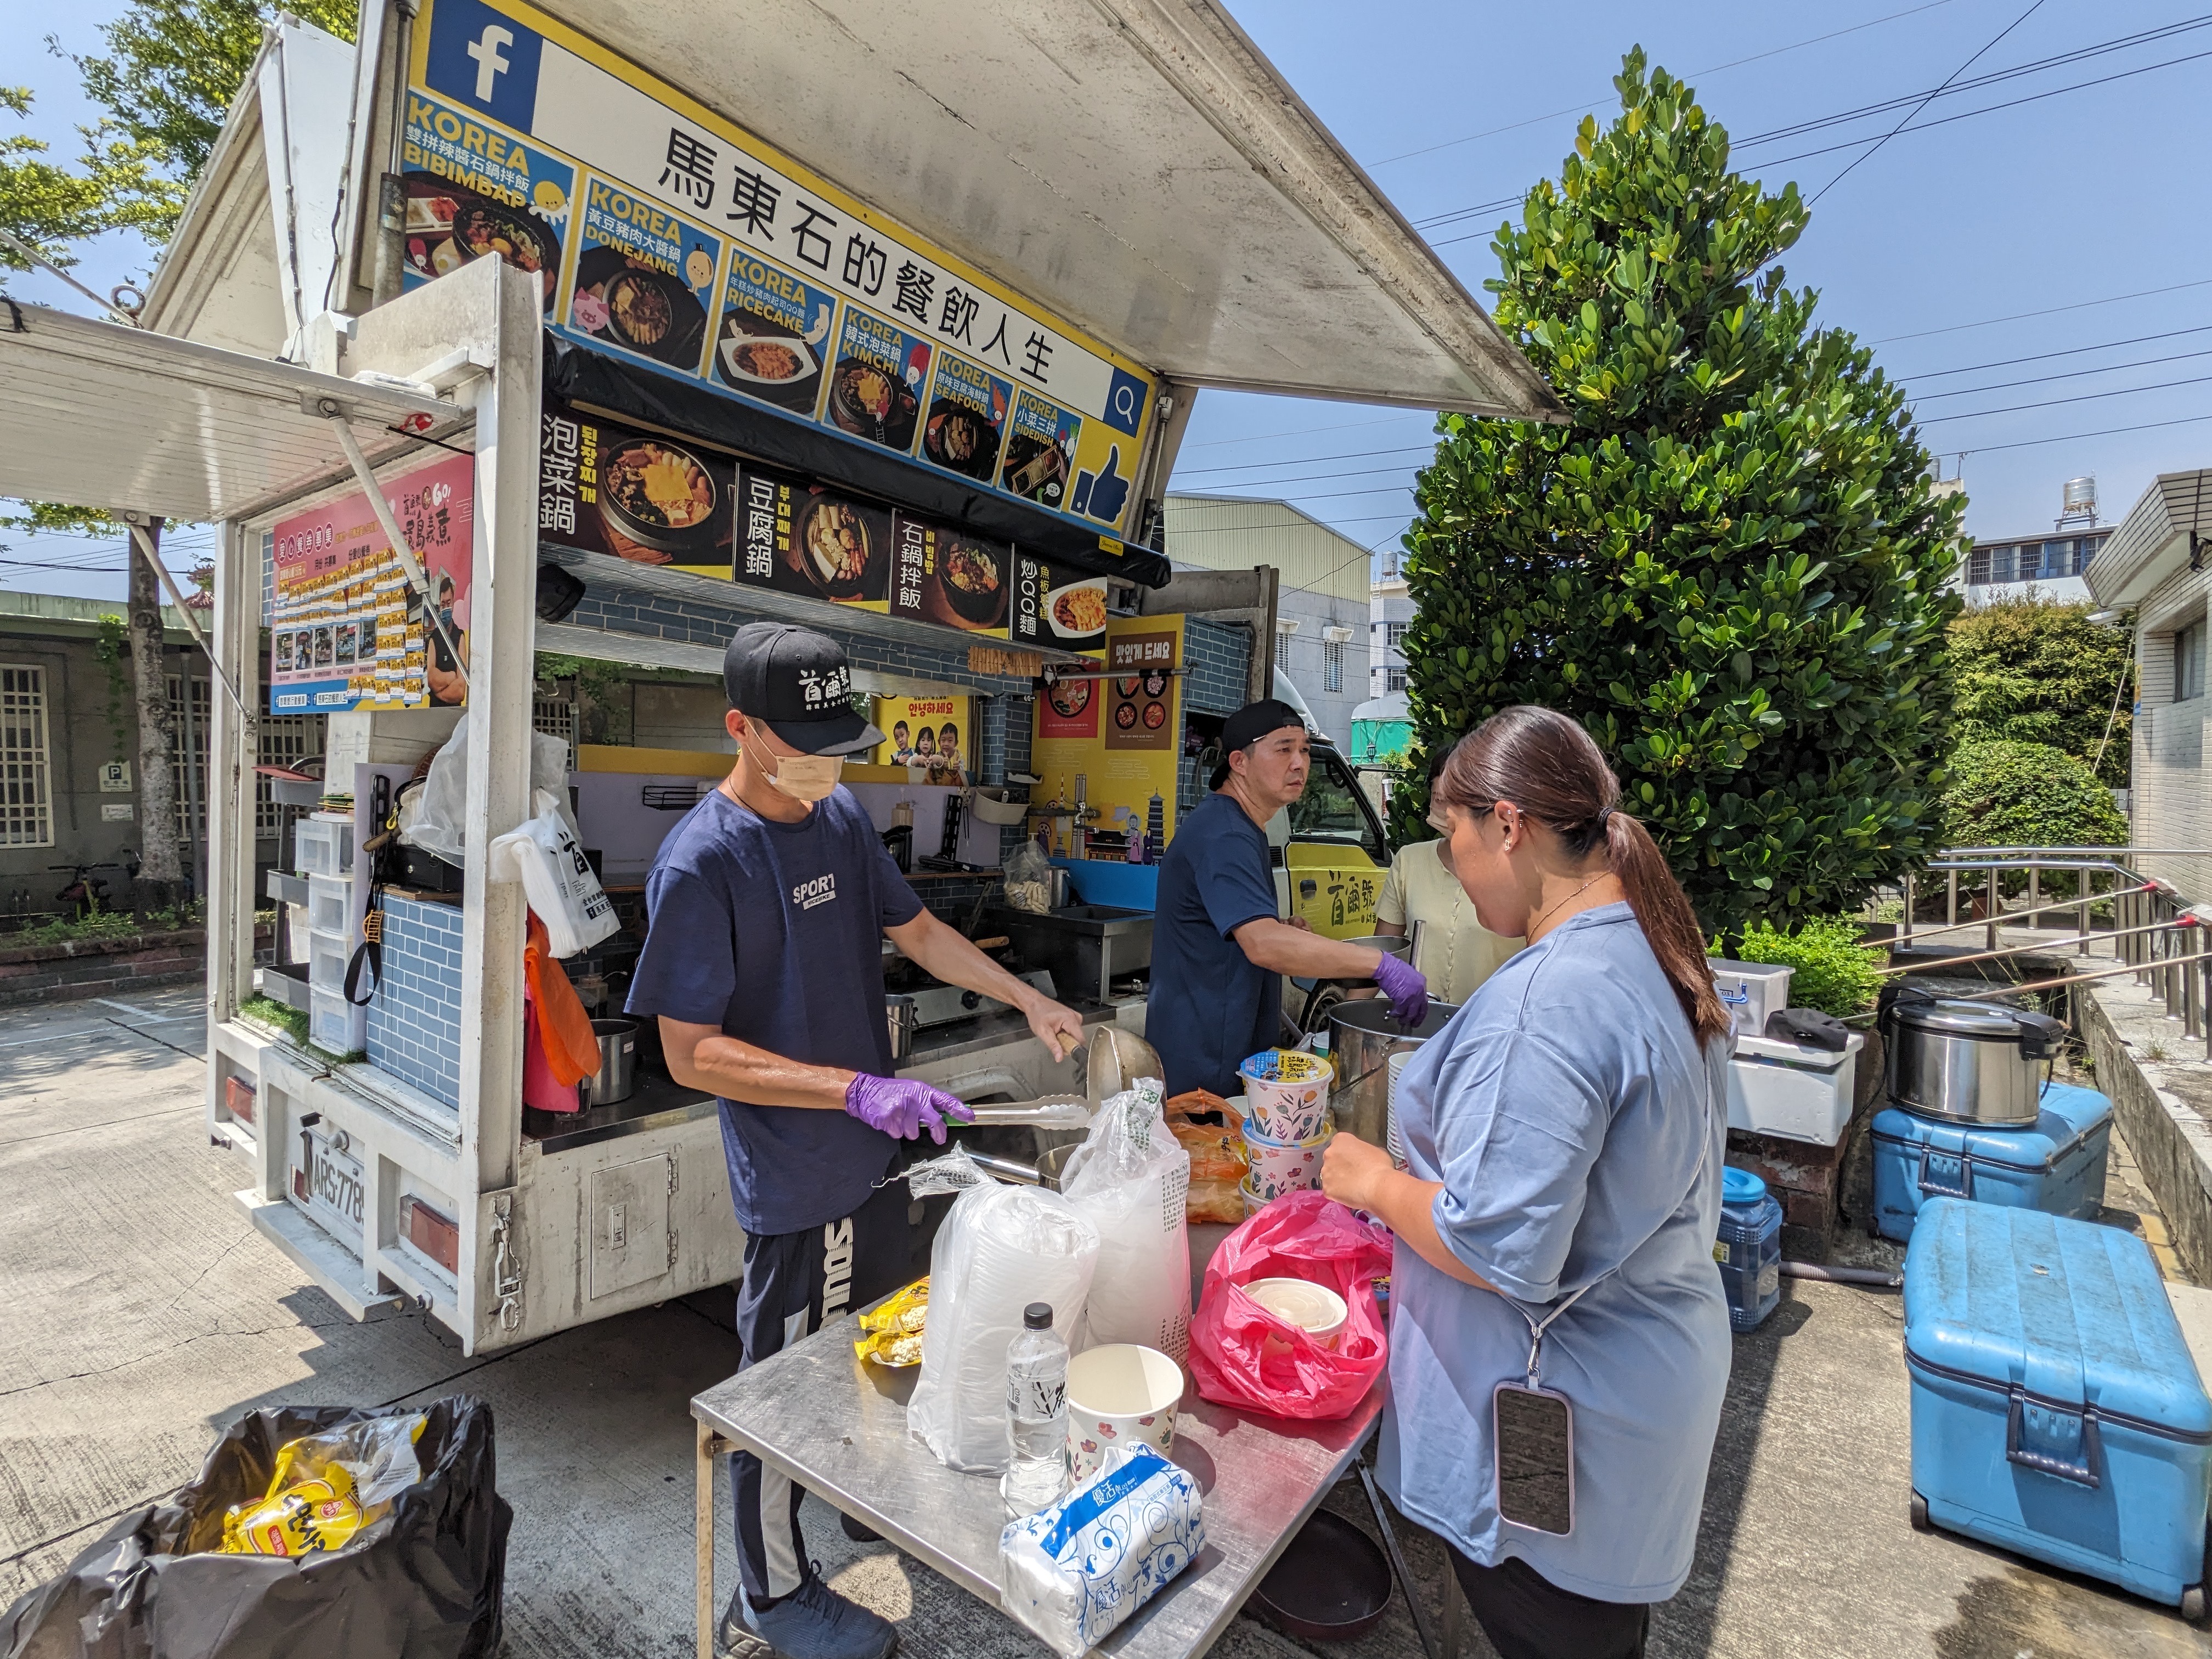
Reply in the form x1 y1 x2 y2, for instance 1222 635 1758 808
1112 384 1138 424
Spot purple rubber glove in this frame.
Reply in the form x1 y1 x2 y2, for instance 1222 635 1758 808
1373 950 1429 1029
844 1073 975 1144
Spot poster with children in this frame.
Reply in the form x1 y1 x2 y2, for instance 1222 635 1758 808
873 695 973 786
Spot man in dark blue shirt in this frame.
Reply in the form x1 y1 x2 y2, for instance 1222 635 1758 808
1149 699 1428 1097
628 623 1083 1659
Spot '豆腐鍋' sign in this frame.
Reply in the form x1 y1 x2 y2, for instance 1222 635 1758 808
404 0 1156 541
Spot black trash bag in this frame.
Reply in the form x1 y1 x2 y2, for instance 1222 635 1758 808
2 1396 510 1659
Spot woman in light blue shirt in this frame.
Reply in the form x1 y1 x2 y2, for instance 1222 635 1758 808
1322 707 1731 1659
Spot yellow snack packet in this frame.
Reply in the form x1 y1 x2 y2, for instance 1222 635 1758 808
216 1414 429 1558
855 1278 929 1368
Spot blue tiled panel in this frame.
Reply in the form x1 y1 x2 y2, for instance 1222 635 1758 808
365 895 465 1110
1178 617 1253 816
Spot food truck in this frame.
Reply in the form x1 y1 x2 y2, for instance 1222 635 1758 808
0 0 1559 1353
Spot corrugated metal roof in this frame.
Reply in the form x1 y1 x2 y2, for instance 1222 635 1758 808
1163 493 1376 607
2085 469 2212 608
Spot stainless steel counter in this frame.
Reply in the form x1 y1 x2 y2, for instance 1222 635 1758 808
691 1312 1383 1659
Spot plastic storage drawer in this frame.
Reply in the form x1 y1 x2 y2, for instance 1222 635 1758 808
306 872 353 936
292 814 354 878
306 928 352 995
1871 1082 2110 1243
1904 1199 2212 1613
308 983 365 1057
1708 958 1792 1047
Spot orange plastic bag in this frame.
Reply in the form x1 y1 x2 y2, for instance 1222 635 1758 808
1166 1091 1246 1224
1188 1190 1392 1421
524 911 602 1087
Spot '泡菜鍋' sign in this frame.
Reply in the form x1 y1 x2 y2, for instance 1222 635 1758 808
405 0 1156 542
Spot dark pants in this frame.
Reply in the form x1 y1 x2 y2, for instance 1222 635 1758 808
730 1163 918 1607
1449 1549 1651 1659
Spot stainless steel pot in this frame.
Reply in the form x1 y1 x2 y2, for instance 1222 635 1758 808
1325 998 1460 1149
885 994 917 1063
1881 994 2065 1125
583 1017 638 1108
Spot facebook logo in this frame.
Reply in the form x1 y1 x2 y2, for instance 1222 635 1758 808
423 0 543 132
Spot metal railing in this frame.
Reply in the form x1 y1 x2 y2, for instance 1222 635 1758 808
1897 848 2212 1057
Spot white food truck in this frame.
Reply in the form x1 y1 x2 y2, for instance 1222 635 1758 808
0 0 1557 1353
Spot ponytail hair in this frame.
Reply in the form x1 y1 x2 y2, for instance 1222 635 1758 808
1435 707 1731 1049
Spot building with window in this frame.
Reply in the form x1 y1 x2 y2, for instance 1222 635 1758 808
0 591 323 916
1372 560 1411 698
1959 531 2108 606
2082 467 2212 896
1162 494 1369 747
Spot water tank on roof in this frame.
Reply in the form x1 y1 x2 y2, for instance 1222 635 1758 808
2058 476 2098 528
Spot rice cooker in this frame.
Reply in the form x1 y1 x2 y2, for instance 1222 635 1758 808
1880 991 2067 1126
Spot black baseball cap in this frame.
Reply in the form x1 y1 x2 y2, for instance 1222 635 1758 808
723 623 884 756
1221 698 1307 753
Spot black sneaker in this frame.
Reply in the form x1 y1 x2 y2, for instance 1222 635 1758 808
718 1565 898 1659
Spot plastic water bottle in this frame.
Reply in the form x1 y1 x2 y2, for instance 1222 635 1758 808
1000 1302 1069 1515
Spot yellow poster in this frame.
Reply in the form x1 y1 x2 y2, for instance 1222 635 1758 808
1029 614 1184 856
873 695 974 787
405 0 1156 541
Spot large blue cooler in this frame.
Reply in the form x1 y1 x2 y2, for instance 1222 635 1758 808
1904 1199 2212 1613
1870 1081 2111 1243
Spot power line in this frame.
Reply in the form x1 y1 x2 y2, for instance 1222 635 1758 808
1917 369 2212 425
1786 42 2212 177
1414 14 2207 234
1965 410 2212 454
1910 345 2212 402
1173 443 1435 478
1173 459 1429 492
1873 277 2212 343
1824 0 2043 204
1369 0 1965 168
1898 323 2212 379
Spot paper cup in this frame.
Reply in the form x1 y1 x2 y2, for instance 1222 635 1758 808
1241 1115 1333 1200
1065 1343 1183 1482
1238 1175 1269 1217
1238 1049 1333 1142
1243 1276 1350 1352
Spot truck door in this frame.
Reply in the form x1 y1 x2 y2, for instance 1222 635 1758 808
1282 743 1389 939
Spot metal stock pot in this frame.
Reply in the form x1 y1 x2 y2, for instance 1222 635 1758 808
1881 991 2066 1125
1325 998 1460 1149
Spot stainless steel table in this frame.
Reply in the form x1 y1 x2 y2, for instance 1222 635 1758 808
691 1317 1386 1659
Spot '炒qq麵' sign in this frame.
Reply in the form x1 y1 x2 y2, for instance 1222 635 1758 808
403 0 1156 542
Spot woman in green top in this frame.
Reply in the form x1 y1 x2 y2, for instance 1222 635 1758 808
1372 751 1522 1006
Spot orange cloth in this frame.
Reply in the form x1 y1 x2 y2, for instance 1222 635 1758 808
524 911 602 1087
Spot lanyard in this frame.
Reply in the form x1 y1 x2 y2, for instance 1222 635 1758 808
1504 1052 1719 1390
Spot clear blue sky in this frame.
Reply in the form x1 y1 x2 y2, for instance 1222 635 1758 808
7 1 2209 597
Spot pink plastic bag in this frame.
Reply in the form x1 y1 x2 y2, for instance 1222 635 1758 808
1188 1190 1393 1421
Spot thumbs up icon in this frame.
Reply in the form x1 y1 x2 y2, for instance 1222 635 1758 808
1070 445 1129 524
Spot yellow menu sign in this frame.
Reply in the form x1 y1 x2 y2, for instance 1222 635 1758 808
404 0 1156 541
1031 614 1184 854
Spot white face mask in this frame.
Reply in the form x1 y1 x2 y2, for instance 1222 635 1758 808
765 751 843 803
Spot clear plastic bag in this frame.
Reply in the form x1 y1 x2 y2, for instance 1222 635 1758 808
1059 1079 1192 1361
1003 837 1054 915
906 1152 1099 1472
403 727 570 866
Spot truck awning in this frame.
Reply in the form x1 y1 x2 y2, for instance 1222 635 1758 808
0 302 465 523
549 0 1558 420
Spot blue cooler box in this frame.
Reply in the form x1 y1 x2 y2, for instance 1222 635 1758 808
1871 1081 2111 1243
1904 1200 2212 1612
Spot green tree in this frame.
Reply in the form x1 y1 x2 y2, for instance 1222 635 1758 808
1949 597 2132 787
1396 50 1962 938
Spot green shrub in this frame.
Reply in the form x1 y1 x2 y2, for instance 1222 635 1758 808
1950 599 2132 787
1391 51 1962 936
1940 739 2125 899
1731 916 1882 1018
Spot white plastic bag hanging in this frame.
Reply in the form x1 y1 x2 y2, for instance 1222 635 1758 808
1059 1078 1192 1361
487 788 618 957
403 727 571 865
906 1151 1099 1473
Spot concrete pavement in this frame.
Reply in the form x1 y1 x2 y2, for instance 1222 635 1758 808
2 983 2203 1658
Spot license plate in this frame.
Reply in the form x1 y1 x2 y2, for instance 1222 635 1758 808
290 1125 366 1250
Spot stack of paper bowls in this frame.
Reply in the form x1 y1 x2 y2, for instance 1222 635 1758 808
1386 1050 1412 1169
1238 1048 1335 1208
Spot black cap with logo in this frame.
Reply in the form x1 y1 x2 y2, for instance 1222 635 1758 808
1221 698 1307 753
723 623 884 756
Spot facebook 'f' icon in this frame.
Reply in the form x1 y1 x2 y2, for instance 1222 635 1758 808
424 0 543 131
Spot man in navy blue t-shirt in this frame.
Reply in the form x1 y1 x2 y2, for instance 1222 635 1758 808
627 623 1083 1659
1149 699 1429 1096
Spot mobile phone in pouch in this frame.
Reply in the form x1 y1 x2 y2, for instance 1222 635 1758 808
1493 1382 1575 1535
